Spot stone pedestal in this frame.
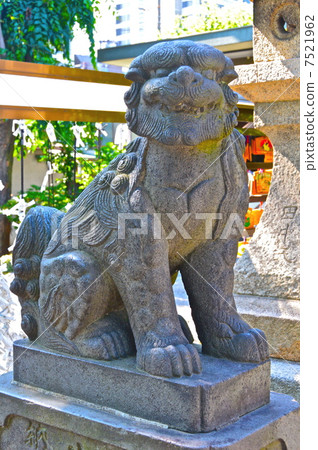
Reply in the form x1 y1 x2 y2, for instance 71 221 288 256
0 340 300 449
12 340 270 434
0 373 300 450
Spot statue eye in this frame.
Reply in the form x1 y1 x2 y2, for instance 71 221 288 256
156 68 170 77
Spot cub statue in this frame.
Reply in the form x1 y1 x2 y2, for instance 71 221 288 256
11 41 269 378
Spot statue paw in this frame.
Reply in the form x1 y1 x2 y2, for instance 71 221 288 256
203 323 269 363
75 312 135 360
77 329 134 360
137 342 202 378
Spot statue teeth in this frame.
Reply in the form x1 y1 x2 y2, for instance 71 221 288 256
160 103 210 115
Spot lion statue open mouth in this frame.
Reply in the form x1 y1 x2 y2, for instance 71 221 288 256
11 40 269 378
125 40 239 146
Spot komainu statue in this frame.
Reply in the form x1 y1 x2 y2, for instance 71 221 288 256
10 41 269 378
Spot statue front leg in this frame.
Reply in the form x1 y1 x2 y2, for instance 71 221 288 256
108 204 201 378
181 238 269 363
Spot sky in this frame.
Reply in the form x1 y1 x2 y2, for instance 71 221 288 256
70 1 116 59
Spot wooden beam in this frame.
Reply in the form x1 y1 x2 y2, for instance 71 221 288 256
0 60 131 121
0 59 131 86
0 106 126 122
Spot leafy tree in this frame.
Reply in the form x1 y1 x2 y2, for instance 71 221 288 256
0 0 100 255
0 120 14 255
23 120 122 207
4 120 122 219
0 0 98 65
159 0 253 39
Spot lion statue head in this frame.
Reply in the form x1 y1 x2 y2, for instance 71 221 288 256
124 40 240 147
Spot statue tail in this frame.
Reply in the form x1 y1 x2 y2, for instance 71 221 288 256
10 206 64 339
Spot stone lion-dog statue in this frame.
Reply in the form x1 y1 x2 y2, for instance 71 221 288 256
11 40 269 378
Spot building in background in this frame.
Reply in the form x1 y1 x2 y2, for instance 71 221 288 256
113 0 203 47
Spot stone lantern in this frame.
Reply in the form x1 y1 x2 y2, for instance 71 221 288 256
231 0 300 361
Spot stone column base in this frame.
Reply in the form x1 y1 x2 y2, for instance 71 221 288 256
0 371 299 449
235 294 300 362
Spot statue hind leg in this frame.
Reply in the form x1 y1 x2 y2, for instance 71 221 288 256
9 204 134 359
180 237 269 362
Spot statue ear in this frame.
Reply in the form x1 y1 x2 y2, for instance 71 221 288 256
125 56 149 83
219 56 238 83
220 69 238 83
125 67 148 83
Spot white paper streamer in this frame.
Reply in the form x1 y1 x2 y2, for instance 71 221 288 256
46 123 57 143
12 120 34 148
41 162 54 192
1 197 35 224
0 179 4 191
71 125 87 148
114 123 130 150
2 197 36 251
95 122 108 138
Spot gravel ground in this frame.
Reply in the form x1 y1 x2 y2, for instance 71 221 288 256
0 272 26 374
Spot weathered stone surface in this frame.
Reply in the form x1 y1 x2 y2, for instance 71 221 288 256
0 371 300 450
271 358 300 402
254 101 300 128
253 0 300 62
0 415 119 450
13 339 270 433
0 273 10 302
10 39 269 379
256 59 300 83
233 105 300 301
233 79 299 104
231 59 300 103
235 295 300 361
0 273 25 374
175 275 299 375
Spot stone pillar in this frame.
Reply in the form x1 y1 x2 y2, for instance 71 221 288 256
230 0 300 361
231 0 300 299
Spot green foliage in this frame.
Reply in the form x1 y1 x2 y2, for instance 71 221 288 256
22 120 122 206
25 137 121 210
78 141 122 187
159 0 253 38
0 0 98 66
0 253 13 273
24 120 96 187
2 120 123 222
24 141 121 210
